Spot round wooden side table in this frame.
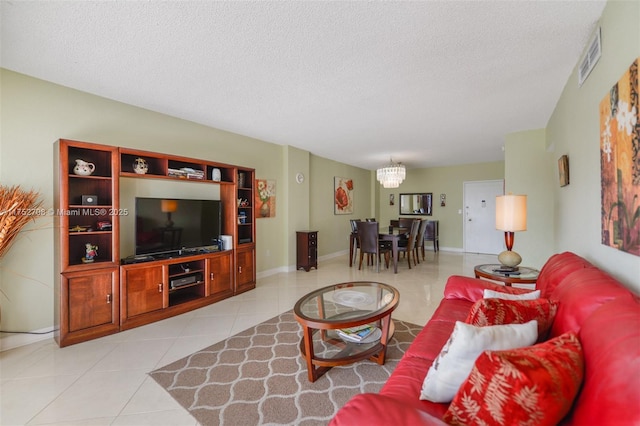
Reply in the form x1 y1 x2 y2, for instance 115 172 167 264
474 264 539 287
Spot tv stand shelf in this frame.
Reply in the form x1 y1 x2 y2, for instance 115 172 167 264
120 249 234 329
55 139 255 347
168 281 203 292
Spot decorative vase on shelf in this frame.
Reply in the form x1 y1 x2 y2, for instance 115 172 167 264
260 201 270 217
73 159 95 176
132 158 148 174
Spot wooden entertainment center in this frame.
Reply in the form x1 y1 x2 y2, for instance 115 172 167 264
53 139 256 347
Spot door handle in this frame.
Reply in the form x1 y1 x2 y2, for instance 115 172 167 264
106 294 112 304
158 283 163 292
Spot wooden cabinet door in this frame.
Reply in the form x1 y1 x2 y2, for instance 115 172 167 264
58 268 119 347
236 246 255 292
122 265 165 318
207 252 233 296
65 269 118 332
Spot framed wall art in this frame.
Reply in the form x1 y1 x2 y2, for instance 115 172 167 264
334 177 353 214
558 155 570 187
600 57 640 256
255 179 276 218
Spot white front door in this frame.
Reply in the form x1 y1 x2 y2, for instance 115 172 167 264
463 180 504 254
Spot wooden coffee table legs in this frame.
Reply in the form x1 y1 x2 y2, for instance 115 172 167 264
299 317 395 382
300 326 331 382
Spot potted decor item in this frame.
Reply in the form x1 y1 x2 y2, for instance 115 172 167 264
0 185 43 323
0 185 43 259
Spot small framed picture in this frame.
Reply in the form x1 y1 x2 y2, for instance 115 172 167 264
558 155 569 187
389 194 395 206
82 195 98 205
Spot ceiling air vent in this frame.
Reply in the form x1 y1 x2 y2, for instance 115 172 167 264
578 27 601 87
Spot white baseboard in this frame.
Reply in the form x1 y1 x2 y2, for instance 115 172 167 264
0 326 55 352
256 265 290 279
440 246 463 252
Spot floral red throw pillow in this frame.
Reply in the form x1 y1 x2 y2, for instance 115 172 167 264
443 332 584 426
465 297 558 341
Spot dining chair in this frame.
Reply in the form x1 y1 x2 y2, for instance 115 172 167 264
397 218 415 248
397 219 420 269
425 220 440 252
350 219 362 265
416 219 429 261
356 221 391 272
398 217 414 229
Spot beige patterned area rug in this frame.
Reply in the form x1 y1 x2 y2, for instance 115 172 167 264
149 310 422 426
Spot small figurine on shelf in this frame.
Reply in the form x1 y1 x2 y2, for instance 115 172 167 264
82 243 98 263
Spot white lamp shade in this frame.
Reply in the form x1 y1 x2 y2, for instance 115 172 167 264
495 195 527 231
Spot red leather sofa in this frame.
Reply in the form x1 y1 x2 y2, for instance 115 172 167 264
330 252 640 425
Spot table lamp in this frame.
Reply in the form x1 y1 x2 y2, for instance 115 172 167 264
495 194 527 269
161 199 178 228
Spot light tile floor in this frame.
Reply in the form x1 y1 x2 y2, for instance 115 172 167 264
0 251 496 425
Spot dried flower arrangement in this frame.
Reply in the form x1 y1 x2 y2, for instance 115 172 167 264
0 185 43 259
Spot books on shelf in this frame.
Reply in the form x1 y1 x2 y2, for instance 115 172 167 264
167 167 205 180
337 324 375 342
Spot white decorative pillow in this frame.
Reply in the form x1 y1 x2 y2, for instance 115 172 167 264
483 289 540 300
419 320 538 403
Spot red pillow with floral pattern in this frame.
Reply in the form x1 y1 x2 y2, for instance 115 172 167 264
443 332 584 426
465 297 558 341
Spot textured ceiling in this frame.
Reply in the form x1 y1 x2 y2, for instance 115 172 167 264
0 1 606 170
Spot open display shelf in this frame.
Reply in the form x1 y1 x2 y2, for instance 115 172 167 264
55 139 255 347
119 148 236 184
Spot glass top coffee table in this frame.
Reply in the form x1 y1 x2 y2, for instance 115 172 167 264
293 281 400 382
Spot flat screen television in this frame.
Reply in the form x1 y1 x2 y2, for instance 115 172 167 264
135 197 222 256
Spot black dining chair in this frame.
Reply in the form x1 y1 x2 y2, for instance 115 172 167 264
350 219 362 265
397 219 420 269
356 221 391 272
416 219 429 261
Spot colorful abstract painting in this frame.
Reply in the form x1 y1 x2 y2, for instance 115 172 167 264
600 57 640 256
334 177 353 215
255 179 276 218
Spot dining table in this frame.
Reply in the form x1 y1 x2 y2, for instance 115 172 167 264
349 227 405 274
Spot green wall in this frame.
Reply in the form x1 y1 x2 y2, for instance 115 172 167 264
0 69 366 333
309 154 372 257
377 162 505 250
504 129 555 268
2 0 637 338
508 0 640 290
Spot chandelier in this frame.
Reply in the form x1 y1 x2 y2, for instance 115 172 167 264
376 159 406 188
